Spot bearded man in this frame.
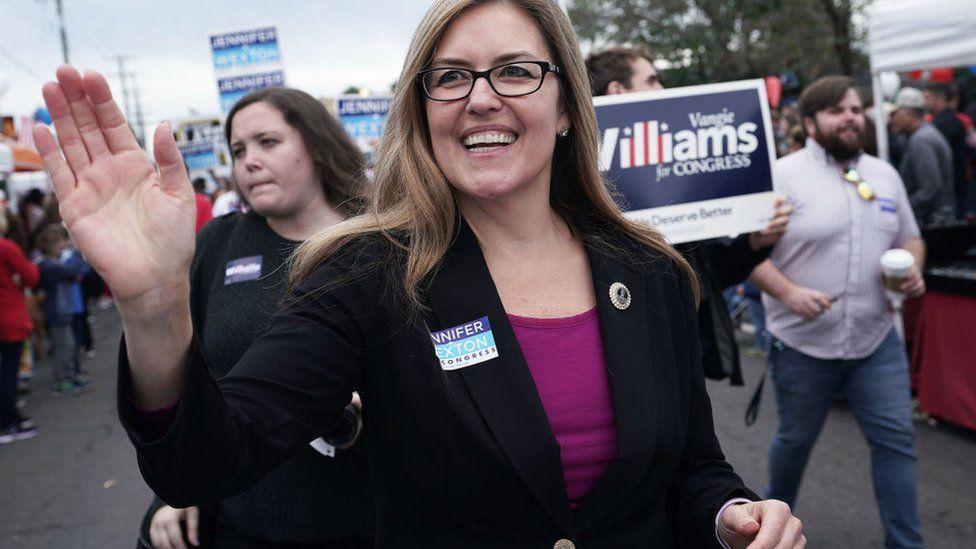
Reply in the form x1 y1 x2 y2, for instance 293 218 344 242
748 76 926 549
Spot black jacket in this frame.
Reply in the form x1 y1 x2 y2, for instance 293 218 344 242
139 213 374 545
931 109 968 197
679 236 770 386
119 220 756 548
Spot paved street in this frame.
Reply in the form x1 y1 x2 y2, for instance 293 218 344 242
1 307 974 548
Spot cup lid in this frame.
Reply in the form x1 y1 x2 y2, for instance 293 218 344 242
880 248 915 270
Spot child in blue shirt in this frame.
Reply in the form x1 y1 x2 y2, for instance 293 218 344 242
35 225 90 398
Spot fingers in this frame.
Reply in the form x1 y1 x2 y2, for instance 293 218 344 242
812 291 832 310
164 518 188 549
42 80 91 175
899 275 925 297
83 70 142 153
56 65 111 160
149 506 187 549
723 504 761 537
773 516 805 549
745 500 791 549
185 507 200 546
149 520 183 549
33 124 76 201
790 288 831 320
153 122 189 193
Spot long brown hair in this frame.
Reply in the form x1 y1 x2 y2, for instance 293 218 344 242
225 87 365 215
290 0 698 304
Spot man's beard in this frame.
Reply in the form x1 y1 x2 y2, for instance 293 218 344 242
813 123 863 162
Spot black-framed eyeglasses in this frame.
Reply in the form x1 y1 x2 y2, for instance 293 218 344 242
417 61 561 102
843 166 876 201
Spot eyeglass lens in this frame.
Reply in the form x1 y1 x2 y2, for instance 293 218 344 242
423 62 546 101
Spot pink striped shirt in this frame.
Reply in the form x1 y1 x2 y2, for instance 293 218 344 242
508 307 618 508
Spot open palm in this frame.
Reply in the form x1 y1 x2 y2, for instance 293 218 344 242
34 66 196 304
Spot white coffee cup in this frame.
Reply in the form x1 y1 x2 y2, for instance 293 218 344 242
880 248 915 292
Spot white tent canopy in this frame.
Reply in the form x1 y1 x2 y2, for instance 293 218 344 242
867 0 976 160
868 0 976 74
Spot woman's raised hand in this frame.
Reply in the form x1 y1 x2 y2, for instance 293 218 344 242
33 66 196 309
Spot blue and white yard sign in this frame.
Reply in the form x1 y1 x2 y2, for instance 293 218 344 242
593 80 777 244
337 95 391 163
177 141 218 172
210 27 286 112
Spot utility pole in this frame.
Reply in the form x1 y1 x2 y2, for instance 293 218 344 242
105 54 147 146
131 75 146 146
55 0 70 64
106 55 133 122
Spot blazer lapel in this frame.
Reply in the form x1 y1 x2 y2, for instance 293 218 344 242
424 221 575 533
573 244 668 532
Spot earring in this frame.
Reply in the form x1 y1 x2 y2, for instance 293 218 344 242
557 128 570 138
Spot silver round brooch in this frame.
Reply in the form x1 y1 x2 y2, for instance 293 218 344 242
609 282 631 310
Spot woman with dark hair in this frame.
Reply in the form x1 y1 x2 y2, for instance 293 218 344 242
37 1 803 546
137 87 374 548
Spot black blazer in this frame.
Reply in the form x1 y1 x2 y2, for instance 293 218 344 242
119 220 756 549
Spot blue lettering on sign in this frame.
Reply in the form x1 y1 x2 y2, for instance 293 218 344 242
218 71 285 93
218 71 286 112
595 87 773 210
225 255 263 285
338 97 391 116
210 27 278 51
430 316 499 370
213 43 281 70
342 115 387 139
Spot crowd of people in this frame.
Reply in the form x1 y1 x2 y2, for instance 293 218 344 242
0 186 111 444
3 0 972 547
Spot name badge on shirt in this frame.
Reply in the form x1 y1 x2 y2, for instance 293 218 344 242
430 316 499 370
224 255 263 285
877 197 897 214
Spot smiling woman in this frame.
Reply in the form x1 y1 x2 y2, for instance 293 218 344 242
34 0 804 547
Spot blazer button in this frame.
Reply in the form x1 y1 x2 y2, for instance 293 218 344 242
553 539 576 549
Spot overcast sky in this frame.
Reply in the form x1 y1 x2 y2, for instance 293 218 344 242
0 0 432 127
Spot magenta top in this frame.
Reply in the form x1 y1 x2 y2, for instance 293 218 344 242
508 307 618 508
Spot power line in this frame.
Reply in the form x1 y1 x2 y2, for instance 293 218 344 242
1 0 53 33
78 0 122 52
0 44 46 82
32 0 71 64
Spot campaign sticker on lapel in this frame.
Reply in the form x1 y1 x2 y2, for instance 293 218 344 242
225 255 263 285
430 316 499 371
